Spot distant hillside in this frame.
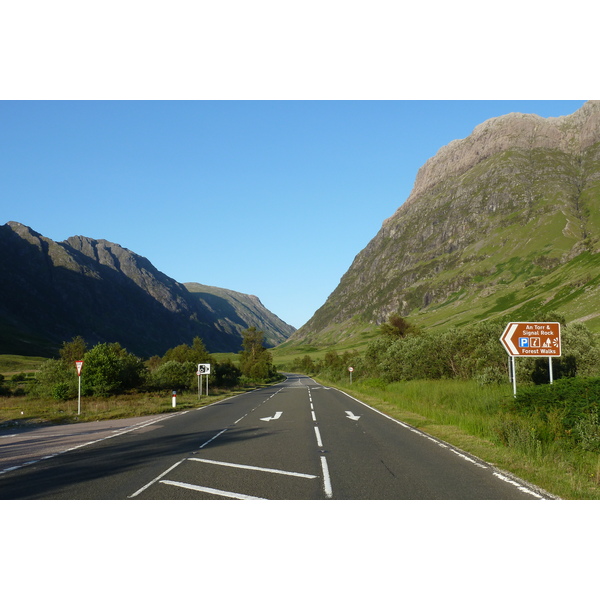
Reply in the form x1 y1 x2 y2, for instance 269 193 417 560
289 101 600 347
0 222 295 357
184 283 295 348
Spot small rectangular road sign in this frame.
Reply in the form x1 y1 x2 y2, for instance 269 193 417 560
500 322 561 357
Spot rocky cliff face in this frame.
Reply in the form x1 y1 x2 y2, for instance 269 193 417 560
291 101 600 345
0 222 295 356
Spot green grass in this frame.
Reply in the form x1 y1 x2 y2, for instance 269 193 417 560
317 377 600 500
0 354 47 375
0 383 274 428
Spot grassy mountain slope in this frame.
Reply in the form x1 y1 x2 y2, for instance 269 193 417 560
286 101 600 351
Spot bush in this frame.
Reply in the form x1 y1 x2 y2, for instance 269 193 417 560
81 343 146 397
29 359 77 400
513 377 600 430
213 360 242 388
149 361 196 391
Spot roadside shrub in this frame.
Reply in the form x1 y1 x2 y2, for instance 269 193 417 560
29 359 77 400
81 343 146 397
52 382 72 401
574 409 600 451
213 359 241 388
149 361 196 391
513 377 600 430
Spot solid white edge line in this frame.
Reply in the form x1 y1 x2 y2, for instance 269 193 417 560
0 413 179 477
335 387 556 499
320 456 333 498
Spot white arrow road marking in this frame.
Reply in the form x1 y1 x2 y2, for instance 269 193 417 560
260 411 283 422
345 411 361 421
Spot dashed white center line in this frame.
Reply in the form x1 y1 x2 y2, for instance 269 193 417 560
314 426 323 448
320 456 333 498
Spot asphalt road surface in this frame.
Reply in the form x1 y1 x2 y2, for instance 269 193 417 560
0 374 555 500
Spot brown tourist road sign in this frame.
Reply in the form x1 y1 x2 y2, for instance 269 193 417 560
500 322 561 357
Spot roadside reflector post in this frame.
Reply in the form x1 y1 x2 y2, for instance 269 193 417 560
172 390 177 408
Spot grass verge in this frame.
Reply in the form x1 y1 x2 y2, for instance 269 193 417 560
316 376 600 500
0 384 272 429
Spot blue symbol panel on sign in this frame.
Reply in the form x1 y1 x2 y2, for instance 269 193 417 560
519 338 529 348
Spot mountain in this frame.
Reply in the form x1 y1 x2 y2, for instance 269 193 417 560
183 282 295 348
289 101 600 347
0 222 295 357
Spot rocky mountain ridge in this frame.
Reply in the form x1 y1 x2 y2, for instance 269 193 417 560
0 222 295 356
290 101 600 346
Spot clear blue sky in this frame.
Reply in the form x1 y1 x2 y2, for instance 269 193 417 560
0 100 588 328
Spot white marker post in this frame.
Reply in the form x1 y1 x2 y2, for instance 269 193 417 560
75 360 84 415
172 390 177 408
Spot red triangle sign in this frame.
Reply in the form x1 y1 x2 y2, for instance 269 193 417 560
75 360 84 376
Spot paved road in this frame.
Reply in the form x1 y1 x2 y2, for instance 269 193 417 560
0 374 554 500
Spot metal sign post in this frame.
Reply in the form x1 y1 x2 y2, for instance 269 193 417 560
348 366 353 385
75 360 84 415
198 364 211 397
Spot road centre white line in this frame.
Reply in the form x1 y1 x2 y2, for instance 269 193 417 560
199 428 228 449
320 456 333 499
128 458 187 498
314 426 323 447
189 457 317 479
161 480 266 500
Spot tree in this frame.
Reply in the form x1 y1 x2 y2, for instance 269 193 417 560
59 336 87 365
82 342 146 396
150 361 195 390
239 327 277 381
162 337 210 365
380 314 415 338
